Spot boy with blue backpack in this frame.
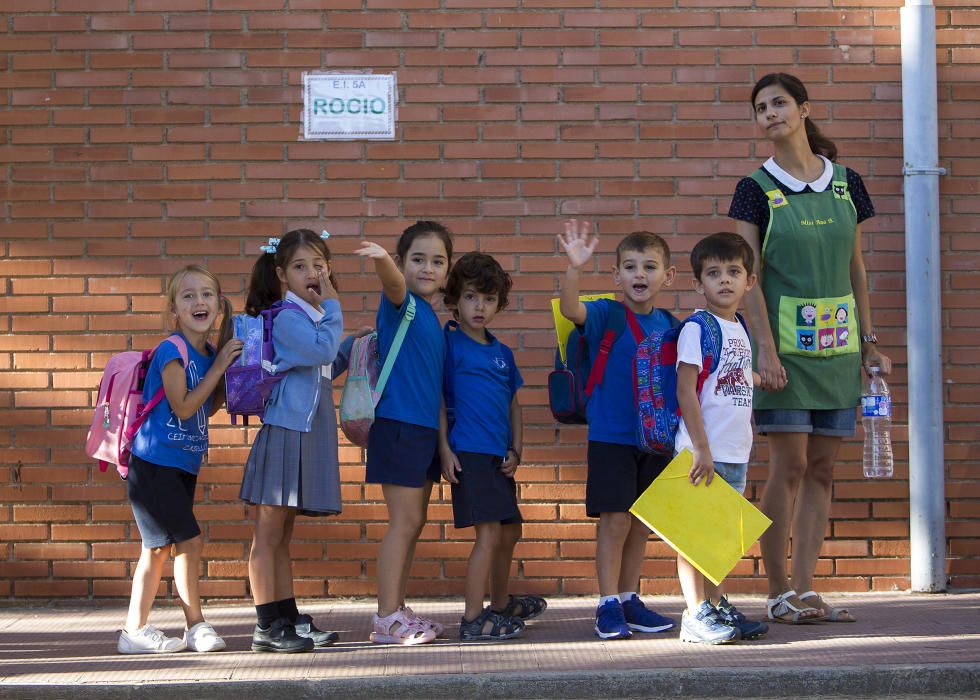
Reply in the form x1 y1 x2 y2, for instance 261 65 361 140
672 232 768 644
557 219 678 640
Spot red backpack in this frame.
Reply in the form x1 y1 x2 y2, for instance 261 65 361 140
85 335 188 480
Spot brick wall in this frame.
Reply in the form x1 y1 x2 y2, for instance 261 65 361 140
1 1 977 601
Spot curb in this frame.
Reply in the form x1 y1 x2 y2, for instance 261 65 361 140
3 663 979 699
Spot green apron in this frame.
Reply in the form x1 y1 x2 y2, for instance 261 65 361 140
751 163 863 410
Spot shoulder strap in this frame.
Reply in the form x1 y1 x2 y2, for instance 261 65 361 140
126 335 189 440
689 311 724 374
584 301 633 397
734 311 750 340
375 294 416 397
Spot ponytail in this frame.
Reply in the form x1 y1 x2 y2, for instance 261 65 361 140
751 72 838 162
804 119 837 162
215 295 234 353
245 252 282 316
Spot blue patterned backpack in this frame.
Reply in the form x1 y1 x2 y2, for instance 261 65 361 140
635 311 749 454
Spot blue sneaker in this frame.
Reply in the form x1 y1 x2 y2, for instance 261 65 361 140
714 596 768 640
621 594 676 633
594 599 632 640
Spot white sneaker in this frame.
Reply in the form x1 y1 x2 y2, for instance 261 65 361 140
183 621 227 652
118 625 187 654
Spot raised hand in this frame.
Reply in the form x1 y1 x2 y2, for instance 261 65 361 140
356 241 391 260
557 218 599 270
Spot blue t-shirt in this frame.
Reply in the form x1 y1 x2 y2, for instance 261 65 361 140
582 299 675 445
446 329 523 458
131 334 215 475
375 292 445 430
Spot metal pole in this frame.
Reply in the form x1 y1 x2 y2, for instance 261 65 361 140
900 0 947 592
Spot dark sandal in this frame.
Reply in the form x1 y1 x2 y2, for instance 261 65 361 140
459 607 525 641
496 594 548 621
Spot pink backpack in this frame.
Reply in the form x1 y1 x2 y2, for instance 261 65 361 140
85 335 188 480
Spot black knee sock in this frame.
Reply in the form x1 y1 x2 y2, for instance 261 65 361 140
256 602 279 629
278 597 299 622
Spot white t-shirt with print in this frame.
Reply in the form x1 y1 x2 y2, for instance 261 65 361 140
674 310 754 463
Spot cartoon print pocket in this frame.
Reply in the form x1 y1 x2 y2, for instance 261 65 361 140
778 294 859 358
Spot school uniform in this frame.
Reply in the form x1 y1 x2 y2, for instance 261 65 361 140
365 292 445 488
129 334 215 548
444 327 523 529
580 299 675 517
239 292 344 516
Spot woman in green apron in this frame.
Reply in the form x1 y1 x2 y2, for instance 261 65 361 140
728 73 892 624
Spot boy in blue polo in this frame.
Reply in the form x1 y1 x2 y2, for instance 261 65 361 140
439 252 547 641
557 220 677 639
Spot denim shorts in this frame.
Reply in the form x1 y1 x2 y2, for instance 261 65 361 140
754 407 856 438
713 461 748 495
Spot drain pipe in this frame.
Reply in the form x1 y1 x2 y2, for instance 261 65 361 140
901 0 947 592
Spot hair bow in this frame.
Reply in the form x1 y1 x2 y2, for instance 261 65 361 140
259 237 280 254
321 230 330 240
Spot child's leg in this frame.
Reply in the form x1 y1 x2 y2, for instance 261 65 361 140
596 512 632 596
273 510 298 603
396 480 433 606
248 504 293 605
378 483 428 617
677 553 706 613
617 515 650 594
489 522 521 611
464 521 502 620
125 545 170 632
173 535 205 628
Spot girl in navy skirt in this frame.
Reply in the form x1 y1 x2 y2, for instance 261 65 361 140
356 221 453 645
239 229 346 653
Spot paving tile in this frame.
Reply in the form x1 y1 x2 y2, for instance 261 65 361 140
0 593 977 689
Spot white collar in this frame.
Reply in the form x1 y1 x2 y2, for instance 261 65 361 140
285 290 323 323
762 155 833 193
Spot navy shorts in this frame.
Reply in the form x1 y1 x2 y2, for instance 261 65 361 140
127 455 200 549
450 451 523 529
754 407 856 438
586 441 670 518
366 417 441 488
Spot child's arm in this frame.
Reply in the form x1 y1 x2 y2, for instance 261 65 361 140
329 327 372 379
162 339 243 421
273 301 344 370
500 394 523 478
676 361 714 486
438 400 462 484
356 241 407 308
557 219 598 326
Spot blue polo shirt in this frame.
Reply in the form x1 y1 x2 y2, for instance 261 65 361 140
445 328 522 458
375 292 445 430
582 299 675 445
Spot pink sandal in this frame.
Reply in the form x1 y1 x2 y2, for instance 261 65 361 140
401 605 444 637
369 610 437 646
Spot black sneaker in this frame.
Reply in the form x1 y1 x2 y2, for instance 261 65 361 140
251 617 314 653
715 596 768 640
293 613 340 647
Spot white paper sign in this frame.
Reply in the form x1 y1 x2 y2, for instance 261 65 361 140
302 73 396 141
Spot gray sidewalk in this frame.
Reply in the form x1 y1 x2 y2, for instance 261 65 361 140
1 593 979 699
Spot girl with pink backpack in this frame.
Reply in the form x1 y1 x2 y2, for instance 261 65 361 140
117 265 243 655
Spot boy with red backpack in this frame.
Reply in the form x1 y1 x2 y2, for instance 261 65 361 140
557 220 678 640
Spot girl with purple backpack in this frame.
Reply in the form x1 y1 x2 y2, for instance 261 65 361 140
238 229 347 653
118 265 242 655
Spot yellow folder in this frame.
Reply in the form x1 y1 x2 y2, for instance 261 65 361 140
630 449 772 586
551 293 615 364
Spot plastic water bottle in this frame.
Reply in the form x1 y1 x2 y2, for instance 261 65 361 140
862 367 893 478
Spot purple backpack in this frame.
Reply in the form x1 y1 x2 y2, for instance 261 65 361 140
225 300 302 425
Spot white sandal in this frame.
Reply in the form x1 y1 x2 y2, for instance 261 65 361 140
799 590 855 623
401 605 444 637
766 590 822 624
369 610 437 646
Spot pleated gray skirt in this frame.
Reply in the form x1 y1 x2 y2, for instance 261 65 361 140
239 378 341 517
